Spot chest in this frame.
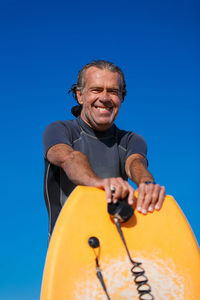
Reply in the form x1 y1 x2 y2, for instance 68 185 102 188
72 132 125 178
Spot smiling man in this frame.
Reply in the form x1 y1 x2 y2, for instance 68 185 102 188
43 60 165 239
76 66 122 131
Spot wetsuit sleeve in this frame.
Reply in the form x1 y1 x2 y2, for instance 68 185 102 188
43 121 73 158
125 132 147 161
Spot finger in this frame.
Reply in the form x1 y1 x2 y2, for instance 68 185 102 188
155 186 166 210
112 184 122 203
148 184 160 212
102 179 113 203
110 185 116 195
116 178 128 197
111 178 128 202
112 179 135 205
127 185 135 205
141 184 154 214
116 180 135 205
137 183 145 212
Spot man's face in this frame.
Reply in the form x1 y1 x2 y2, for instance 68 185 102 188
77 67 123 131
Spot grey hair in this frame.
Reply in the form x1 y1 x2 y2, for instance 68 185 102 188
69 60 127 117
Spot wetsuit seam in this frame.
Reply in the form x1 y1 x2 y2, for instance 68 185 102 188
81 131 115 140
59 168 62 206
45 163 52 237
118 145 127 152
72 137 82 145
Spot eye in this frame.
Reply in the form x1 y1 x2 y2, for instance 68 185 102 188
109 89 120 96
91 88 102 93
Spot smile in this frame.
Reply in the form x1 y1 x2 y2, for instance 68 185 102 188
95 106 112 112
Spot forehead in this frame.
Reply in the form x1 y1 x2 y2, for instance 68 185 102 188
84 67 121 88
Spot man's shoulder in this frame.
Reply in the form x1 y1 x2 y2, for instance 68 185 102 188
44 118 79 132
43 118 82 145
46 117 77 126
43 118 82 153
114 124 146 148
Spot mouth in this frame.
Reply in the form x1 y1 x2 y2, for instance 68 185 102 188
94 106 112 113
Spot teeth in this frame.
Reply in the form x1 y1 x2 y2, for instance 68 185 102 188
97 107 110 112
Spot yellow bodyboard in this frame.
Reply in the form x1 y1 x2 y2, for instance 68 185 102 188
41 186 200 299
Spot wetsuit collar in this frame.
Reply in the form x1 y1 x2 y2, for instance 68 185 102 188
77 116 115 138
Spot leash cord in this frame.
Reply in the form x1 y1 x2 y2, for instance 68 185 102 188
114 218 154 300
95 257 111 300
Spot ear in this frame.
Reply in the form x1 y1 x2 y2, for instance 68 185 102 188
76 90 83 105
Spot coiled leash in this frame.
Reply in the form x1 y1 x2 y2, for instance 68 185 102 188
88 198 154 300
108 200 154 299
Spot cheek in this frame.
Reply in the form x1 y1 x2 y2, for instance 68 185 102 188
115 99 122 110
82 99 94 116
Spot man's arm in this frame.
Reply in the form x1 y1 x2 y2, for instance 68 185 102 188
47 143 135 204
125 153 165 214
47 143 100 186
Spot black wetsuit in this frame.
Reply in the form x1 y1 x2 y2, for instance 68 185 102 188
43 116 147 237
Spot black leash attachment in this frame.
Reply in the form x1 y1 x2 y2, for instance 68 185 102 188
88 237 111 300
108 200 154 300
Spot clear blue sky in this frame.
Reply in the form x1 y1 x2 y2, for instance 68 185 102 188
0 0 199 299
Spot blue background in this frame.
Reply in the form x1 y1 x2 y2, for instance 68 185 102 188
0 0 199 299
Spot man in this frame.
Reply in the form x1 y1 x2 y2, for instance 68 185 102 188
43 60 165 240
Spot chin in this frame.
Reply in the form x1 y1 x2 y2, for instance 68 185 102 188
83 113 115 131
93 122 112 131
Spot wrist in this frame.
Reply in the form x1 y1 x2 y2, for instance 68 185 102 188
144 180 156 185
90 176 103 187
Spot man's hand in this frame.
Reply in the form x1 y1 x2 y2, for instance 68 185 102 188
137 182 165 214
94 177 135 205
125 153 166 214
47 144 165 212
47 144 135 205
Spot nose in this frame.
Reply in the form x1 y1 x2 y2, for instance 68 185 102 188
100 90 110 100
99 91 112 106
99 98 112 109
